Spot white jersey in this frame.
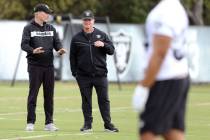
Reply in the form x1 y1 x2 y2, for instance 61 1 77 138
145 0 189 80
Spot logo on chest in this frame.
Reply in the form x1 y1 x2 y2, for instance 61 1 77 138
31 31 54 37
96 34 101 39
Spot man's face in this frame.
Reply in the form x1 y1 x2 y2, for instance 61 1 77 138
37 11 50 22
82 18 94 29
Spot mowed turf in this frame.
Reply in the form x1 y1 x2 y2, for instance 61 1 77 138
0 82 209 140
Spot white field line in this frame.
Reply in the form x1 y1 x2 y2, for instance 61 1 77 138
195 102 210 106
0 94 129 101
0 97 79 101
1 95 210 107
0 107 131 116
0 117 22 121
0 133 91 140
0 112 27 116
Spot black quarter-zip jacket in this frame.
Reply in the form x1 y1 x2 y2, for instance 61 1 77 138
21 20 62 67
70 28 115 77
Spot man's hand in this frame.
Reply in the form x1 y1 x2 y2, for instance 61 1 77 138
94 40 104 47
132 85 149 113
57 48 66 55
33 47 45 54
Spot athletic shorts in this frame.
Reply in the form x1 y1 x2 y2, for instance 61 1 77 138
139 76 190 135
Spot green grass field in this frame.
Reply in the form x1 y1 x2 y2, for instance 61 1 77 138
0 82 209 140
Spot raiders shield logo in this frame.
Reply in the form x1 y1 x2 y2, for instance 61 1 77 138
111 29 132 74
96 34 101 39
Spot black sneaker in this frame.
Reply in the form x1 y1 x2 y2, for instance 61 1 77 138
80 124 92 132
104 123 119 132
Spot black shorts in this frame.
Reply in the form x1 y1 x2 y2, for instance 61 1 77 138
140 76 190 135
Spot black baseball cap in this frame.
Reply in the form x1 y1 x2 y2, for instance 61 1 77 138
81 10 94 19
33 3 53 14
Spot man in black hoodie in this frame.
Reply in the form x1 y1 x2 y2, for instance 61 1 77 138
21 3 66 131
70 10 119 132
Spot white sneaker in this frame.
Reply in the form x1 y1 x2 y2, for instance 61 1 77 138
44 123 59 131
25 123 34 131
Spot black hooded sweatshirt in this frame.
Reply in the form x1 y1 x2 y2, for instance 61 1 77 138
21 20 62 67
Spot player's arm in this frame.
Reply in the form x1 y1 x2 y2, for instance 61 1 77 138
132 34 172 112
140 34 172 88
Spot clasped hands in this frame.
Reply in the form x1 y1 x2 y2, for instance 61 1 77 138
94 40 104 47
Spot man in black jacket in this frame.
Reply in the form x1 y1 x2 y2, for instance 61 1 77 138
21 3 66 131
70 10 119 132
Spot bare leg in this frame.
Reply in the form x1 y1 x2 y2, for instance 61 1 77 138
163 129 185 140
140 132 159 140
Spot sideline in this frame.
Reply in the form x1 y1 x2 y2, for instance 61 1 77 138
0 107 131 116
0 133 91 140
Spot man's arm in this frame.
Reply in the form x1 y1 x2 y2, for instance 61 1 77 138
21 26 33 53
69 38 77 77
53 27 62 51
53 27 66 55
141 34 172 88
94 33 115 55
103 34 115 55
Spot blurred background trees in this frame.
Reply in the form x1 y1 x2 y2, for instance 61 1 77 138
0 0 209 25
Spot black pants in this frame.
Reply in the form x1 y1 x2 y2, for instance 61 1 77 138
27 65 54 125
76 76 111 126
140 76 190 135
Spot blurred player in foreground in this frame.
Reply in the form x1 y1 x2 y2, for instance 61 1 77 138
132 0 190 139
